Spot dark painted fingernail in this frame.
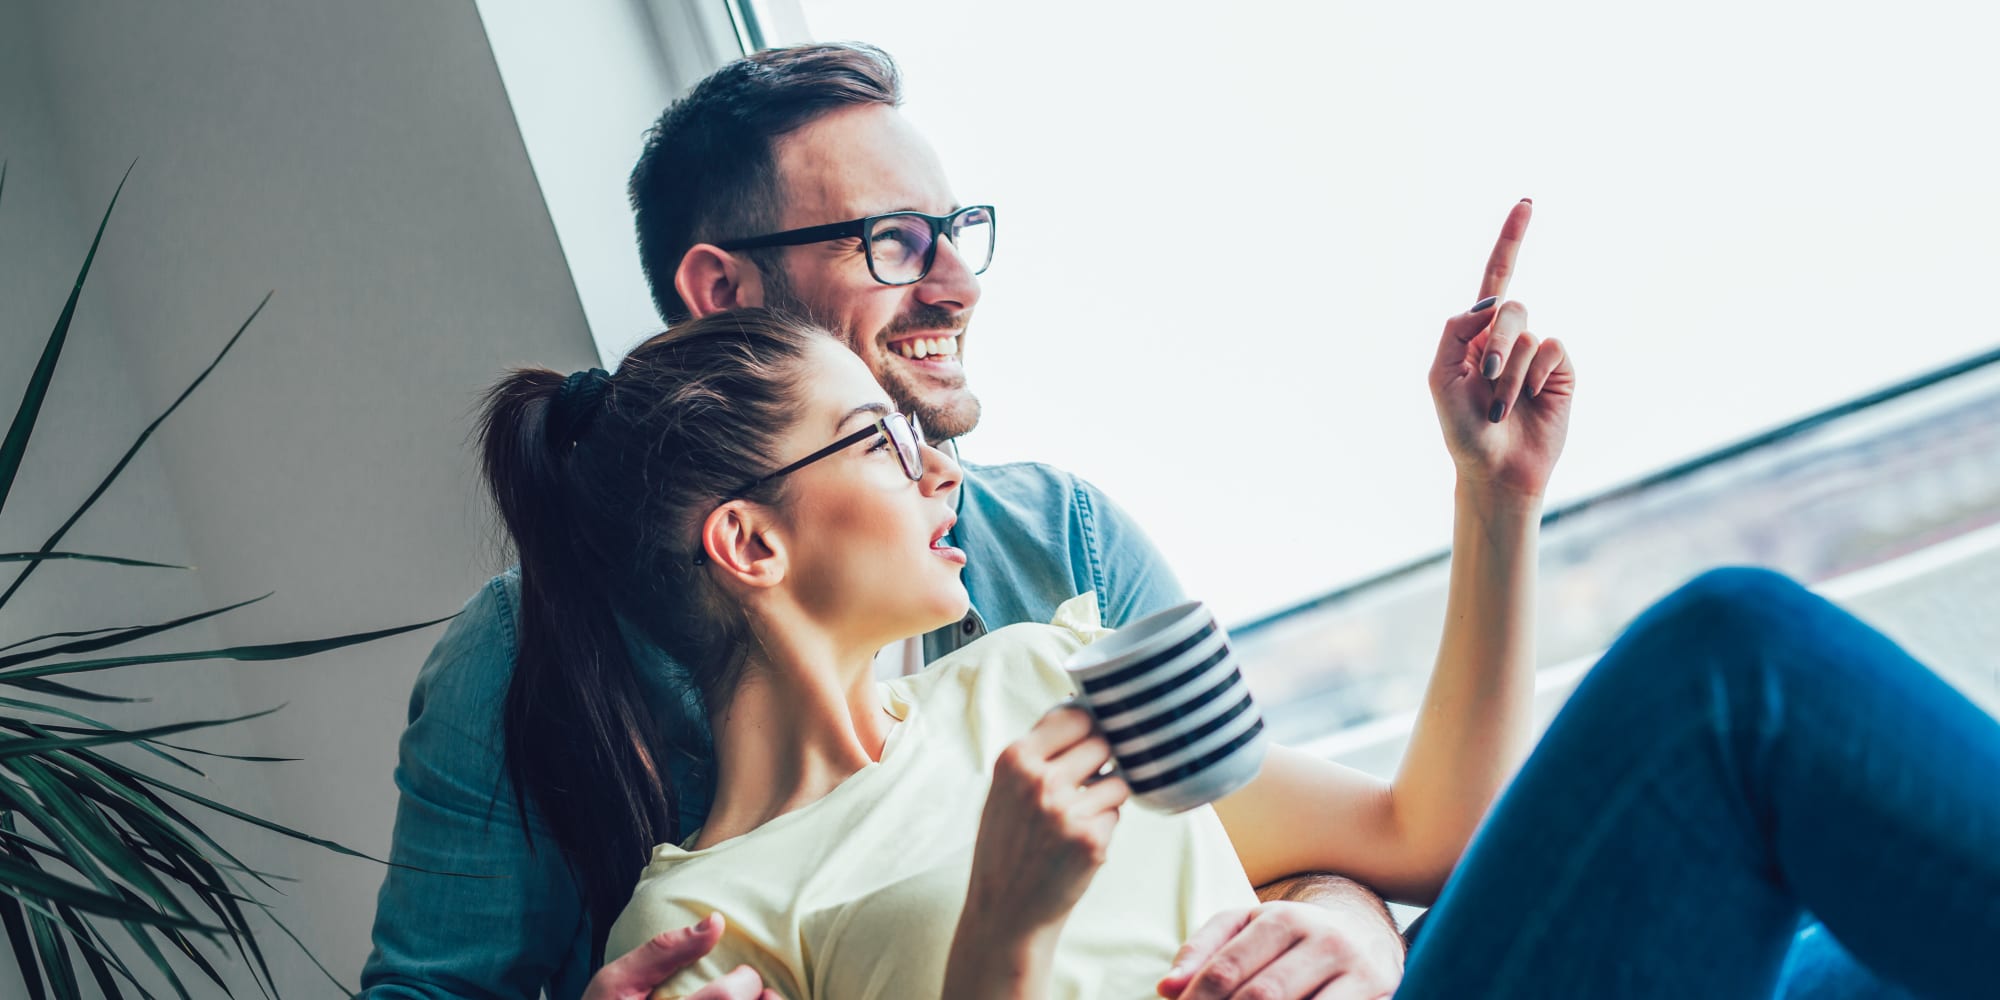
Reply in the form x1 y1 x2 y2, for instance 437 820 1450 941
1482 353 1503 379
1470 295 1497 313
1488 400 1506 423
1520 197 1533 205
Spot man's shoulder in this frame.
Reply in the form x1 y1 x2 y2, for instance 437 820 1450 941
961 458 1098 519
405 568 523 722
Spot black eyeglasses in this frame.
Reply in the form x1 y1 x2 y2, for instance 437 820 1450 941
728 411 926 498
716 206 996 286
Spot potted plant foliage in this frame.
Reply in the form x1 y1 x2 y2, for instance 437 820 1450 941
0 162 448 999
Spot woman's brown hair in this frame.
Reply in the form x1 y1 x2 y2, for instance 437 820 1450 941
476 308 827 956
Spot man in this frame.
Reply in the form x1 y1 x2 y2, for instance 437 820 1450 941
362 43 1405 999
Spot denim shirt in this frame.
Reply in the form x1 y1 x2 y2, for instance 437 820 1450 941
359 461 1186 999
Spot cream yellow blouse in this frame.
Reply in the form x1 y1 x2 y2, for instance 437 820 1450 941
604 595 1258 999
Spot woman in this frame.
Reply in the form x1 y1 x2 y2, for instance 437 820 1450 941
480 309 1997 999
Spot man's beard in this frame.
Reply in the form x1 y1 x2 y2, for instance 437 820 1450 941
763 277 983 441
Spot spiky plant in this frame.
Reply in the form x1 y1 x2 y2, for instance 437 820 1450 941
0 162 449 998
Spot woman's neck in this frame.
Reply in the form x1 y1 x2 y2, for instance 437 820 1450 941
693 625 899 850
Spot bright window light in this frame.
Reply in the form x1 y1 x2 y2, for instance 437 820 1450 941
792 0 2000 623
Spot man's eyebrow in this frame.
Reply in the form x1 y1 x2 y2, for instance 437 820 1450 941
836 402 890 432
862 203 963 217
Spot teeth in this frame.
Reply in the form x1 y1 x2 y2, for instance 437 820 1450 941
892 336 958 360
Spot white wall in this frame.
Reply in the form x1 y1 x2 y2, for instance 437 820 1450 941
473 0 684 365
3 0 602 992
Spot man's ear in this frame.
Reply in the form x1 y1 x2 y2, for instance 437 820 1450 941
675 244 767 318
700 501 786 589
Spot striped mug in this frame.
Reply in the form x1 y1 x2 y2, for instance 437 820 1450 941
1063 600 1267 813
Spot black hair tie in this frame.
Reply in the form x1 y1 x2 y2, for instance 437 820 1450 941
547 367 613 449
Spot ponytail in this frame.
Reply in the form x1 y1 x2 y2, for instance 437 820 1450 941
475 310 825 958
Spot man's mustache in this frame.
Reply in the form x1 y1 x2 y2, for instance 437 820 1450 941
881 304 965 338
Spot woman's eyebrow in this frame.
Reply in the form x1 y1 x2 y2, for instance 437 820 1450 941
835 402 890 433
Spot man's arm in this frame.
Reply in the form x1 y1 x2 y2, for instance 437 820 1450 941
360 574 592 999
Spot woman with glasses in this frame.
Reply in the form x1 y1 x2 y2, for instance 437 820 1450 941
480 305 1996 1000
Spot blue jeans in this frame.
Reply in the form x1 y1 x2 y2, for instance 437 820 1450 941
1397 569 1999 998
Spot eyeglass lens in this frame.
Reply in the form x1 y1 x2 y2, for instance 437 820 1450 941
885 413 925 481
867 209 995 284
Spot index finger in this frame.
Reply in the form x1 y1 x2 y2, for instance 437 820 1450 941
1477 199 1534 301
1159 908 1254 995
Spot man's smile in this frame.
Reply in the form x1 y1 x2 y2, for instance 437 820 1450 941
888 334 960 361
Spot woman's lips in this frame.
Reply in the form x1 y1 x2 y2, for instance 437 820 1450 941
930 516 964 564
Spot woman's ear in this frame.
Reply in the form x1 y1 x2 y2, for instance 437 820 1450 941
675 244 767 318
700 502 786 589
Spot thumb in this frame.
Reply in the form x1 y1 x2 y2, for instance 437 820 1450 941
1157 907 1253 996
591 913 725 997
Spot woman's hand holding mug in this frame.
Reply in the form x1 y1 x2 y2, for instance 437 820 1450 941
945 705 1131 997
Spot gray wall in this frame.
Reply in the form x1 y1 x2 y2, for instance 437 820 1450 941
2 0 602 991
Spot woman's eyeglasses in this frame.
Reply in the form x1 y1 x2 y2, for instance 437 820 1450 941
716 206 996 286
729 411 926 498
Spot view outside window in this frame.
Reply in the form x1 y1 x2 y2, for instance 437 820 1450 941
785 0 1999 624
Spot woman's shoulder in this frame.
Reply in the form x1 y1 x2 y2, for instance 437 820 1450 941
894 594 1111 738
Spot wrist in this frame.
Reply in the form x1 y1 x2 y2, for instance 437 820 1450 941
946 911 1060 999
1453 476 1545 515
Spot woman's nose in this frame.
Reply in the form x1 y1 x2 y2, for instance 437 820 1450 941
919 441 962 496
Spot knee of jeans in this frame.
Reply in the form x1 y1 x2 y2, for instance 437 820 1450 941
1645 567 1815 665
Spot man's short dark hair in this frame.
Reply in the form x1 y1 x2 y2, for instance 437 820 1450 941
629 43 904 324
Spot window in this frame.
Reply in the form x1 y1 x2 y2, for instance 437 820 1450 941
776 0 2000 630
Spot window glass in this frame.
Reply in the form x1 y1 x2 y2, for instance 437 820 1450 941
793 0 2000 623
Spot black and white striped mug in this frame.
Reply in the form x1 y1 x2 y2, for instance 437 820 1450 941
1063 600 1267 813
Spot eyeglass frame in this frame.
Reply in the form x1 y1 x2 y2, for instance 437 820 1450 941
726 411 927 500
714 205 997 287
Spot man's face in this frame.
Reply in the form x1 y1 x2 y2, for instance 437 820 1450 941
759 105 983 440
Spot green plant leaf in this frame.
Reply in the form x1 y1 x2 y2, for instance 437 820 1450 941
0 161 134 517
53 903 126 1000
0 612 453 683
9 677 141 704
0 593 269 670
0 708 280 760
0 873 50 1000
0 857 219 932
7 757 200 925
0 698 205 774
0 289 270 609
0 791 206 1000
237 895 350 996
140 835 273 999
128 768 396 867
53 746 298 891
0 551 187 570
1 625 140 655
26 899 79 1000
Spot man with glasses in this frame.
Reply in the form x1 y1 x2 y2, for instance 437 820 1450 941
362 43 1402 1000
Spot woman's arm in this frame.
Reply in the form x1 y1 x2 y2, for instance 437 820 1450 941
944 706 1129 999
1213 483 1542 904
1216 201 1574 905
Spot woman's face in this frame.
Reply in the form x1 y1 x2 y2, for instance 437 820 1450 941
763 339 970 646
